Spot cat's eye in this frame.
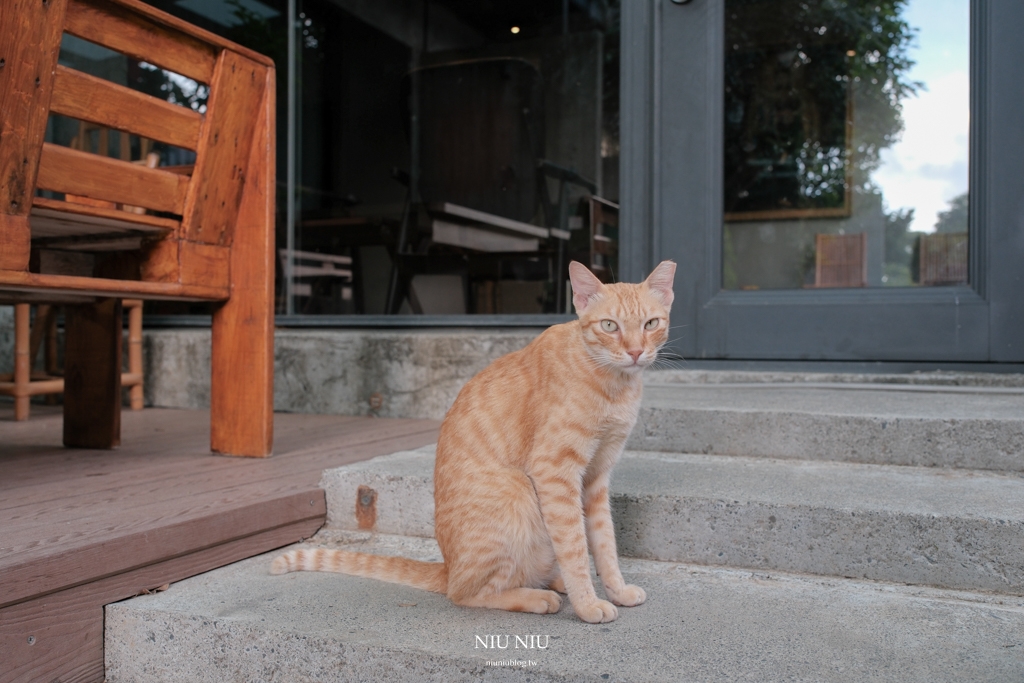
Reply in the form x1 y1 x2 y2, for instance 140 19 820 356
601 319 618 332
644 318 660 330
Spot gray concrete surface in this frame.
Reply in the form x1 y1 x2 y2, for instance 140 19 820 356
631 383 1024 471
651 369 1024 388
140 327 1024 425
142 329 1023 470
144 328 538 419
322 449 1024 595
104 531 1024 683
321 445 438 534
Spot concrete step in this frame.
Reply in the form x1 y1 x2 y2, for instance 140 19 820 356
104 531 1024 683
322 448 1024 595
630 381 1024 472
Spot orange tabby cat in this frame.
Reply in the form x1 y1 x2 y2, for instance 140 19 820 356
272 260 676 623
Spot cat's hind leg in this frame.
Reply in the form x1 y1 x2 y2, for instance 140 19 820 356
440 466 560 613
454 587 562 614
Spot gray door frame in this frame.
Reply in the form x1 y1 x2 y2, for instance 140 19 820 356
620 0 1024 362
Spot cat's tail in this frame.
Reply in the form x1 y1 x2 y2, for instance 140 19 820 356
270 548 448 594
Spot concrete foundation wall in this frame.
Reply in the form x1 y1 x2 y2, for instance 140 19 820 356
144 328 541 420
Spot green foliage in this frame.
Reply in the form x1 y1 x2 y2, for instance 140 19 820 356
934 192 969 233
724 0 919 213
883 203 916 285
224 0 287 67
841 0 921 176
132 63 209 113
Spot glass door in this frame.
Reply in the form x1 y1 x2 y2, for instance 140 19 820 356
620 0 1024 362
722 0 967 293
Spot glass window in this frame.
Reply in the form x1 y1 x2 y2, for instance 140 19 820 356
722 0 969 290
144 0 620 317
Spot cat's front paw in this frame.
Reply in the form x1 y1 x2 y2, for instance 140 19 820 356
574 598 618 623
606 583 646 607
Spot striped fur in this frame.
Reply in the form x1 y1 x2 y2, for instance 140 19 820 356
270 548 446 593
271 261 676 624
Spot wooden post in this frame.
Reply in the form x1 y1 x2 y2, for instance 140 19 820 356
126 299 144 410
210 67 274 457
63 298 122 449
13 303 30 420
0 0 68 271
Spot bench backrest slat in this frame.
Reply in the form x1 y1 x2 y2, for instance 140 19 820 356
37 143 190 215
1 0 273 278
64 0 216 84
50 66 203 151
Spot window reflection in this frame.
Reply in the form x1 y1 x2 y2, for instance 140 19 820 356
722 0 970 290
145 0 620 316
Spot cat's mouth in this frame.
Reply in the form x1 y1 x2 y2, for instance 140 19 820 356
622 356 649 370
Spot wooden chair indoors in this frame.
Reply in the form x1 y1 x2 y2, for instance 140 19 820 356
279 249 354 314
386 58 601 315
0 0 275 456
586 196 619 284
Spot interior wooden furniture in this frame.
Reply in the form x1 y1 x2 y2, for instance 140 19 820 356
812 232 867 288
0 300 143 420
280 248 354 312
385 58 598 315
0 0 275 455
587 196 619 284
920 232 968 286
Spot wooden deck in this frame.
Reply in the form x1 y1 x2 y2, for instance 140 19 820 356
0 405 440 683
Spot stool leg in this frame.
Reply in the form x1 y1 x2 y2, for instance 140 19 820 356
64 299 122 449
14 304 30 421
127 300 144 410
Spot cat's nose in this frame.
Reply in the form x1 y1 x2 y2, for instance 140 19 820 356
627 350 642 363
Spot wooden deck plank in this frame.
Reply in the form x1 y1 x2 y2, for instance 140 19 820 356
0 516 320 683
0 413 430 494
0 428 437 523
0 408 431 483
3 417 439 559
0 487 325 608
0 410 440 603
0 407 440 683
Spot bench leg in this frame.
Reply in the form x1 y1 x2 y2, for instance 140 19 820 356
63 299 122 449
210 73 275 457
125 299 144 410
210 220 274 455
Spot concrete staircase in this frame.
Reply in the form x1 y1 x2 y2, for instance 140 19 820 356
104 378 1024 682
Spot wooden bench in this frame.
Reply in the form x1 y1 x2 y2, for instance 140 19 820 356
0 0 275 456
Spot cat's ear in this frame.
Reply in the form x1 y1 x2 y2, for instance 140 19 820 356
569 261 603 314
645 260 676 308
